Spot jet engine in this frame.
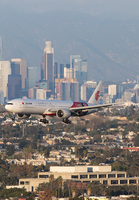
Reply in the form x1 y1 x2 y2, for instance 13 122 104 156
18 114 31 118
56 109 71 119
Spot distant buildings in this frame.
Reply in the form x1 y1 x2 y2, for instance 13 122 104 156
0 61 11 99
1 39 139 105
8 74 22 100
0 36 2 61
26 66 37 89
0 91 4 104
69 55 88 85
41 41 54 93
11 58 27 89
108 84 117 102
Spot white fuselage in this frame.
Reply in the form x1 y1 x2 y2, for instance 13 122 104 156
5 99 73 116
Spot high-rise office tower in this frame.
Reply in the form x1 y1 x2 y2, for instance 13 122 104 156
26 66 37 89
0 91 4 104
80 85 87 101
70 81 79 101
117 84 124 99
59 64 70 78
62 81 70 101
0 61 11 98
70 55 87 85
8 75 22 100
0 36 2 61
11 58 27 89
28 87 37 99
54 62 58 79
108 84 117 102
41 41 54 93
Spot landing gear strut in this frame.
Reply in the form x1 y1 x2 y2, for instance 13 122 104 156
12 113 16 121
40 116 48 124
62 118 72 124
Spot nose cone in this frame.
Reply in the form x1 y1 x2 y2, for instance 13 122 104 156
5 102 14 112
5 104 8 111
5 104 10 112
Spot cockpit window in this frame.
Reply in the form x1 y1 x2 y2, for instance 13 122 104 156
7 103 13 105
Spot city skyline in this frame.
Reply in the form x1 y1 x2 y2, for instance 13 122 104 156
1 1 139 81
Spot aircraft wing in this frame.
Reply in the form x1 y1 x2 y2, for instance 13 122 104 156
69 103 112 112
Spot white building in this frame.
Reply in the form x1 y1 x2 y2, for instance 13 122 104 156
108 84 117 100
36 88 47 100
0 61 11 98
81 84 87 101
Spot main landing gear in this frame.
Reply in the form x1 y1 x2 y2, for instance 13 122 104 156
62 118 72 124
40 116 49 124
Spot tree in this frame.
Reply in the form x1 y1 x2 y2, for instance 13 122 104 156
133 135 139 147
0 188 31 198
6 145 15 157
49 174 54 191
44 147 50 158
71 185 77 198
57 176 63 198
38 188 52 200
87 183 92 197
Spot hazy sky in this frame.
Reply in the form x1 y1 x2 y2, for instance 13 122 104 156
1 0 139 17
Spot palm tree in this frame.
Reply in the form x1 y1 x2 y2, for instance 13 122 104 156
49 174 54 191
71 185 77 198
87 183 92 197
57 176 63 198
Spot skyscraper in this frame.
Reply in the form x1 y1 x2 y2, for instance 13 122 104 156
54 62 58 79
70 81 79 101
11 58 27 89
8 75 22 100
62 81 70 101
0 36 2 61
26 66 37 89
0 61 11 98
41 41 54 93
108 84 117 102
70 55 87 85
0 91 4 105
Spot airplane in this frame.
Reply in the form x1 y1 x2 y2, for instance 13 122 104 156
5 81 112 124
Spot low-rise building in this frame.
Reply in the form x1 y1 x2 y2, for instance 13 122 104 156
17 165 139 192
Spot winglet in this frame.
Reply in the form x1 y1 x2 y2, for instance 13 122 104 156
88 81 103 104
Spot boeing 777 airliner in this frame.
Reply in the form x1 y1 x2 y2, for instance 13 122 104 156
5 81 112 124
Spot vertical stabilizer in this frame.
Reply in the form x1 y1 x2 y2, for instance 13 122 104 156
88 81 103 104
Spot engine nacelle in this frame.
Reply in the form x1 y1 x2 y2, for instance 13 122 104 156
56 109 71 119
18 114 31 118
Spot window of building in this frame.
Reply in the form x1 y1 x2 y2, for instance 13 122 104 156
129 180 136 184
71 175 78 179
99 174 106 178
103 180 108 185
108 174 115 178
111 180 118 185
120 180 127 184
20 181 24 185
92 181 100 184
117 174 125 178
25 181 30 185
88 167 93 172
39 175 49 178
89 174 97 179
80 175 88 179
